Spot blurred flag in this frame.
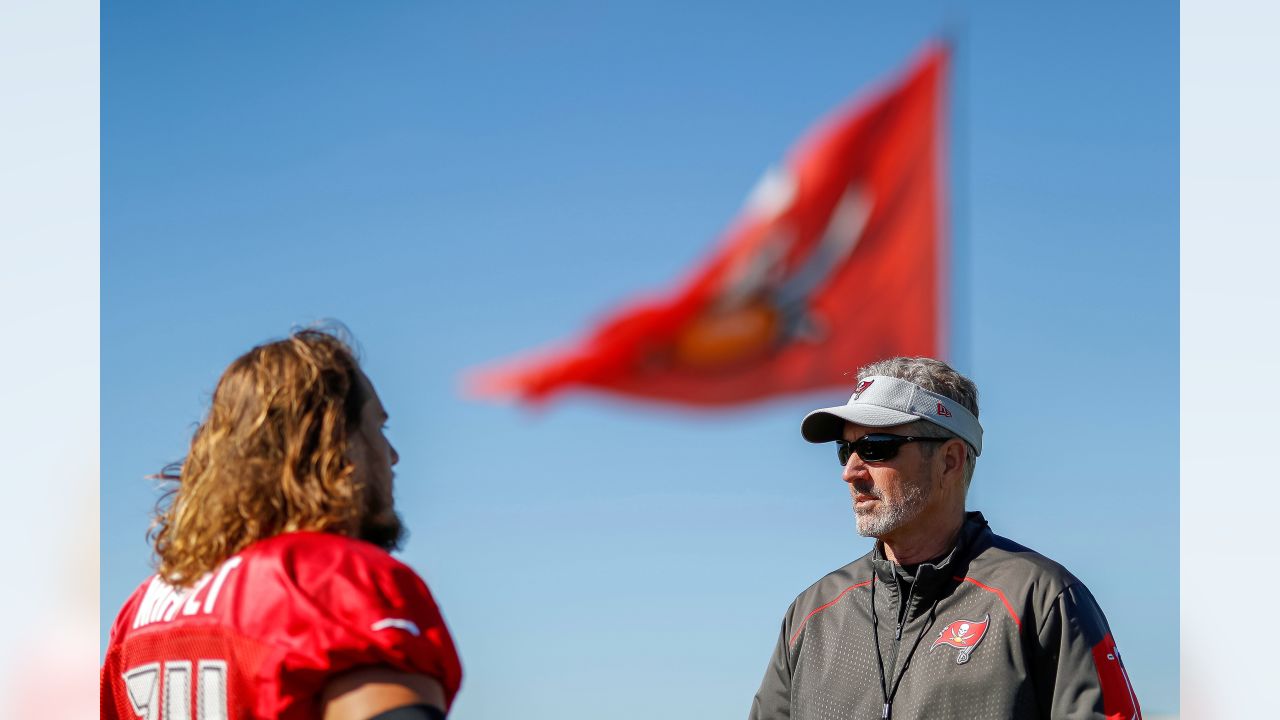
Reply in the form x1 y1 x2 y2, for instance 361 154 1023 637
468 43 949 407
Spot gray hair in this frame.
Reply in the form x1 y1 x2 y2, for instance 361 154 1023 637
856 357 980 491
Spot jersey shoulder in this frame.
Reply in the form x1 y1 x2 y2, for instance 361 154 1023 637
248 531 423 590
234 531 452 651
104 574 158 650
243 532 463 706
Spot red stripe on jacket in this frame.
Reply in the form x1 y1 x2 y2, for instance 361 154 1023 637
1091 632 1143 719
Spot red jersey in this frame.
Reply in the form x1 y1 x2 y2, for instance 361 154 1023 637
101 532 462 719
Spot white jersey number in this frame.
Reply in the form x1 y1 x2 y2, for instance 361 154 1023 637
122 660 228 720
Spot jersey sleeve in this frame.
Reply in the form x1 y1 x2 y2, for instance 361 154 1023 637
1032 583 1141 719
273 541 463 711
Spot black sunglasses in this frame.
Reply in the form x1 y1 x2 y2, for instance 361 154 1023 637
835 434 950 464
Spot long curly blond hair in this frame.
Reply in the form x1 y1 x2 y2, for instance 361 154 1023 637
150 329 370 586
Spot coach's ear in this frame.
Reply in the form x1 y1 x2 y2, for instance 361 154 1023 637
321 667 446 720
939 438 967 486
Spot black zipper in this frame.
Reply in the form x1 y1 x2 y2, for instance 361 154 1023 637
871 565 939 719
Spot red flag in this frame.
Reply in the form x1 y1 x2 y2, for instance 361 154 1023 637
930 615 990 652
929 614 991 665
468 43 949 407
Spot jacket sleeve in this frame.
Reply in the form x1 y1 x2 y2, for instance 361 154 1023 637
748 614 793 720
1032 583 1142 719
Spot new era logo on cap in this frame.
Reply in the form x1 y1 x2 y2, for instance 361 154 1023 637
936 402 952 417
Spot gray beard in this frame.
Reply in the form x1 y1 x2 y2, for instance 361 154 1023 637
854 475 932 538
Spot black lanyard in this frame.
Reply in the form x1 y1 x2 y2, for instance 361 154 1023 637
869 569 940 719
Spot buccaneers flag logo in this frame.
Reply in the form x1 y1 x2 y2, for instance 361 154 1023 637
930 614 990 664
466 43 949 407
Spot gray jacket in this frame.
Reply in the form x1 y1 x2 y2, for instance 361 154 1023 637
749 512 1141 719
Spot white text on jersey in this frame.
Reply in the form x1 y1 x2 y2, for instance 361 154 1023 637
132 557 243 629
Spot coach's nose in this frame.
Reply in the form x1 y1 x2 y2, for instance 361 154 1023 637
841 445 868 484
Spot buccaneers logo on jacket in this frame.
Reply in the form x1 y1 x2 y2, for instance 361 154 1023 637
930 614 990 664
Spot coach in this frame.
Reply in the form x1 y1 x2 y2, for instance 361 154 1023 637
748 357 1141 720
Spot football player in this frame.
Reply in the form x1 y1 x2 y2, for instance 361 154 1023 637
101 329 462 720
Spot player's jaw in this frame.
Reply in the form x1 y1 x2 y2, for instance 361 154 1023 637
358 488 406 551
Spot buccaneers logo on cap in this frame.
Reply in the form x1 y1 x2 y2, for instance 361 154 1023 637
930 614 989 664
853 379 874 399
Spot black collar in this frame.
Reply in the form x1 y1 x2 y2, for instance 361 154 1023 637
870 511 990 601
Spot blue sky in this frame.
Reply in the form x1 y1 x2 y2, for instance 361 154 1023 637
102 2 1177 717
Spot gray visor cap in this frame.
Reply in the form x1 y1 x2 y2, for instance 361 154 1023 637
800 375 983 456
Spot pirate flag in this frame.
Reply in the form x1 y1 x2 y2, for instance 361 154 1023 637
467 43 949 407
930 614 991 664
